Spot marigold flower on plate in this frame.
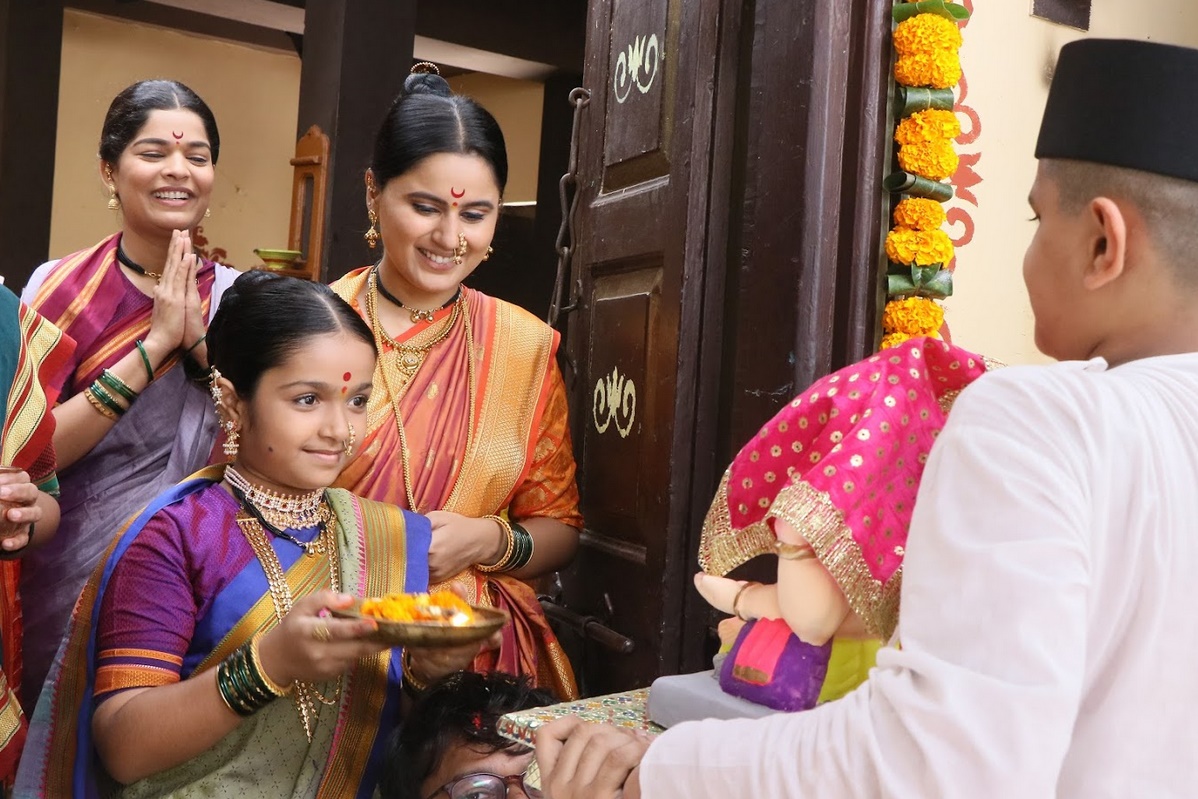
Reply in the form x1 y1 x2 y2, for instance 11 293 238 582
893 198 947 231
898 139 959 181
895 108 961 145
894 51 963 89
885 227 954 266
880 331 916 350
360 590 475 624
893 13 963 58
883 297 944 337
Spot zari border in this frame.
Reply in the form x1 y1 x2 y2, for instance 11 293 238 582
697 470 777 578
317 492 408 798
443 297 553 518
770 481 900 640
698 473 901 640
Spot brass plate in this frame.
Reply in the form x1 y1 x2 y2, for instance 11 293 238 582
332 600 508 648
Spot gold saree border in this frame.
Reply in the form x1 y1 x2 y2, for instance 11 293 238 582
1 304 69 465
443 297 553 518
698 472 901 640
317 491 409 799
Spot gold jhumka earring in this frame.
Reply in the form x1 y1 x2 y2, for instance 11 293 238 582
452 233 468 266
482 246 493 262
365 209 380 249
210 368 240 459
106 170 120 211
223 422 240 459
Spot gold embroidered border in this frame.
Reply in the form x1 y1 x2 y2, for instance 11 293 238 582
0 686 22 751
698 473 901 640
98 648 184 666
317 492 409 798
769 481 901 640
94 664 180 695
697 470 777 577
444 298 553 518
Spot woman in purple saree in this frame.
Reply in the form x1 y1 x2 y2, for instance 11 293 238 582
18 80 238 707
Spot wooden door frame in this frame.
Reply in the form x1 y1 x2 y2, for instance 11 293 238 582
561 0 893 686
679 0 894 674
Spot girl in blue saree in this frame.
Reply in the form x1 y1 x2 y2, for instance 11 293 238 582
16 272 478 798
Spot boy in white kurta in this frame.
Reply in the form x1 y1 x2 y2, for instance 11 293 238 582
534 38 1198 799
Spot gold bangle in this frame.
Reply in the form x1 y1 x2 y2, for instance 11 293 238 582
476 514 514 573
84 387 120 420
401 648 429 694
731 581 756 622
775 541 816 561
249 634 292 697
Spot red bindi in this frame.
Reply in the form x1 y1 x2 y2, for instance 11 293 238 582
172 130 184 140
452 202 458 208
342 372 352 394
450 187 465 198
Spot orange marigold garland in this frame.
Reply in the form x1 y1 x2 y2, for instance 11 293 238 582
892 198 946 230
897 139 959 181
882 296 945 337
880 0 969 352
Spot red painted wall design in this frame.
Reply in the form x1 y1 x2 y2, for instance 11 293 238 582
949 0 981 263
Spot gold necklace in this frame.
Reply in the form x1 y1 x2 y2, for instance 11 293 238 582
236 514 341 742
365 270 461 378
364 280 478 514
226 466 328 532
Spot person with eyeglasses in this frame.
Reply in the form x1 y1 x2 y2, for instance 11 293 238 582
380 670 553 799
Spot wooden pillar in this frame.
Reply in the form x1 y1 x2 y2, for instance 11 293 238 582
719 0 890 456
296 0 415 282
0 0 63 292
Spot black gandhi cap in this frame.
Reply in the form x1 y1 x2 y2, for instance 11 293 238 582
1035 38 1198 183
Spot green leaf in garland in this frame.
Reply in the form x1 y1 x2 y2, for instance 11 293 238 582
887 264 953 299
911 263 942 287
896 86 956 117
883 171 955 202
925 268 954 298
892 1 971 24
887 272 916 298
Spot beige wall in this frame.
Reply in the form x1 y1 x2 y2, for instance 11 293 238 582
50 9 301 270
946 1 1198 364
447 72 544 203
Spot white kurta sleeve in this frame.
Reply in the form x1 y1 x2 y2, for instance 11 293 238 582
640 369 1092 798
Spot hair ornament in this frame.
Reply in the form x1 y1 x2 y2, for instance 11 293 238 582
411 61 440 76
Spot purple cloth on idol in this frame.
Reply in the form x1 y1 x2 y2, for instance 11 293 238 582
719 618 833 712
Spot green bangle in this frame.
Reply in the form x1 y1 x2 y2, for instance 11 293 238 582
87 383 127 417
98 369 137 403
184 334 207 356
509 523 535 571
135 340 155 383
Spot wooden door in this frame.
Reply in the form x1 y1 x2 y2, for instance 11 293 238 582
553 0 732 695
552 0 893 695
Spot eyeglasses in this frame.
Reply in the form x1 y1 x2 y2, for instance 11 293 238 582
427 768 543 799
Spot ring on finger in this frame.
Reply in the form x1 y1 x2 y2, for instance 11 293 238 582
312 621 331 643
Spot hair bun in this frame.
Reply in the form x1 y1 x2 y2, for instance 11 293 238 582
402 72 451 99
230 268 282 294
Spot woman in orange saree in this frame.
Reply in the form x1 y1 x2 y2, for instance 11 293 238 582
331 65 582 700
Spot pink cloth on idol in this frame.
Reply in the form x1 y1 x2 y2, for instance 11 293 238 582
699 337 990 639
